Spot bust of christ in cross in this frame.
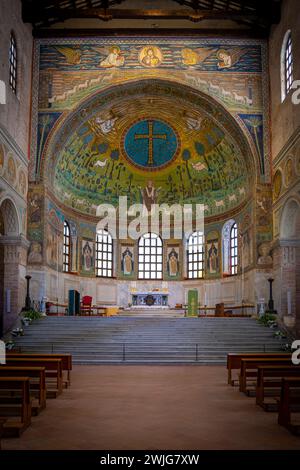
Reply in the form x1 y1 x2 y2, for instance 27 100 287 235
134 120 167 166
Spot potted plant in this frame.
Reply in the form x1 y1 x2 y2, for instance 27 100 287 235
21 309 43 325
5 340 15 350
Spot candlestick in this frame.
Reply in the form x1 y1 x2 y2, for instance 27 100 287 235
267 278 276 314
25 275 32 311
287 290 292 315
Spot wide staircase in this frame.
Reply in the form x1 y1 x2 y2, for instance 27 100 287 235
11 316 288 365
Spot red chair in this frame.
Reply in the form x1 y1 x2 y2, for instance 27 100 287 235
81 296 93 315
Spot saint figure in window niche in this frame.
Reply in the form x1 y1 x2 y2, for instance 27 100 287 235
83 241 93 271
121 247 133 276
207 241 219 274
167 248 179 277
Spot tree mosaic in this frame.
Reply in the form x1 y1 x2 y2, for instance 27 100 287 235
53 91 251 217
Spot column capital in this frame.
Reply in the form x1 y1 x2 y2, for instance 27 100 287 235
272 238 300 250
0 235 30 250
0 235 30 265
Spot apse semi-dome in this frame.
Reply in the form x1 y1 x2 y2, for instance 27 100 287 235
44 80 255 219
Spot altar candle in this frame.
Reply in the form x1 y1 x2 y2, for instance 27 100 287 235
204 290 208 306
287 290 292 315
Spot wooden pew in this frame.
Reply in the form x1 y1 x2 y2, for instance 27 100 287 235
7 353 72 388
5 358 63 397
256 365 300 411
227 353 291 385
239 358 293 394
0 366 46 414
278 378 300 435
0 377 31 437
0 419 6 450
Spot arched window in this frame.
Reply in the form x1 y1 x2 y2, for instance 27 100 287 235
222 219 238 276
138 233 162 280
230 222 238 275
63 221 70 272
281 30 294 102
187 231 204 279
96 229 113 277
9 32 17 94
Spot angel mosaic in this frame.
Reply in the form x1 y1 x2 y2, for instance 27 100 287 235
97 45 125 68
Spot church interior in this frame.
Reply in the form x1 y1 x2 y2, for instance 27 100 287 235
0 0 300 453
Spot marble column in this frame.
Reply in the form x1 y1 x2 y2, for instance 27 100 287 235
0 235 30 334
273 239 300 332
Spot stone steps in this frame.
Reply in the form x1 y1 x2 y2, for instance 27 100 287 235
12 316 287 364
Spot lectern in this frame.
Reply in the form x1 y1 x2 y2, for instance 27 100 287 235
68 290 80 316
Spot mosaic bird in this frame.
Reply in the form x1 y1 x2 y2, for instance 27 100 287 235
181 47 213 66
191 161 208 172
94 159 107 168
55 46 82 65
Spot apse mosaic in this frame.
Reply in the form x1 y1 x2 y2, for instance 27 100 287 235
26 32 274 281
31 37 270 188
51 82 252 218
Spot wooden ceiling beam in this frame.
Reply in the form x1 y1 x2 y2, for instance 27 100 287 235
23 7 263 25
33 27 269 39
22 0 281 30
173 0 256 8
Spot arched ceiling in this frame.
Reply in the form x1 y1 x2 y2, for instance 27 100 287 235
45 79 255 218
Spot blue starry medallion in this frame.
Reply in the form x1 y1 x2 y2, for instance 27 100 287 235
123 119 179 170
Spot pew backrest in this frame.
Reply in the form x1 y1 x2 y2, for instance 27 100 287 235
227 353 291 385
256 365 300 407
278 377 300 432
0 366 46 409
239 358 293 392
7 353 72 371
5 358 63 392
